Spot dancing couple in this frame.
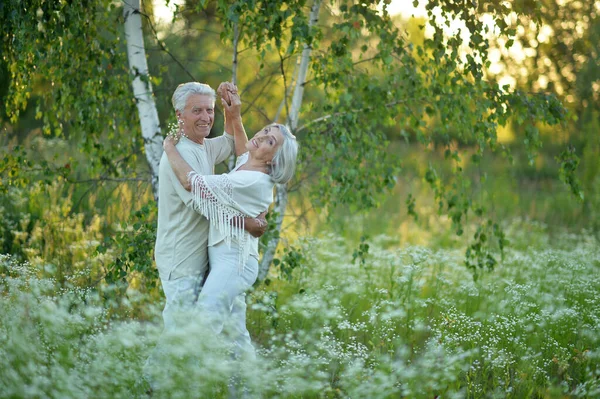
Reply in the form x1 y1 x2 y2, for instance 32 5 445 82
146 80 297 390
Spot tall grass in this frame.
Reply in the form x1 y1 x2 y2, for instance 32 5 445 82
1 219 599 398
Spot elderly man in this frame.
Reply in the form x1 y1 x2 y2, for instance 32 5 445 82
154 81 265 333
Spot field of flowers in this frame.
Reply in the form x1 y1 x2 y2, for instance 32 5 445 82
1 220 599 398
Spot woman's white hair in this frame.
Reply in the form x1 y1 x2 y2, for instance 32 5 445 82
269 124 298 185
171 82 216 112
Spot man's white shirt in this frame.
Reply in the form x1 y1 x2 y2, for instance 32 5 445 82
154 133 234 281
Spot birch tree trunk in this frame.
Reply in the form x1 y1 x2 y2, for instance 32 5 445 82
257 0 322 281
123 0 163 202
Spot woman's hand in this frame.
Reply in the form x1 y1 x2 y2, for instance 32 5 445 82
217 82 241 118
222 91 242 122
163 132 179 150
164 118 184 149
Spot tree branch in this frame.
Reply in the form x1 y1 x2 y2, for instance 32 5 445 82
136 8 197 81
278 49 291 125
241 72 277 117
295 98 413 133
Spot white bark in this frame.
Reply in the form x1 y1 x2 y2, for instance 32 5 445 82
258 0 321 282
274 59 298 123
123 0 163 202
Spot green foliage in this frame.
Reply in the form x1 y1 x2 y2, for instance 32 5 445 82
556 145 584 202
97 204 159 288
580 113 600 232
0 181 106 287
482 0 600 223
465 219 507 280
279 0 572 273
272 245 305 282
0 145 31 194
1 0 141 184
0 168 161 310
259 208 281 248
248 226 600 397
0 254 159 398
259 210 306 282
352 235 370 266
2 0 594 282
215 0 311 54
3 224 599 397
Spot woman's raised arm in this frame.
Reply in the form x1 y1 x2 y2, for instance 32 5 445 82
222 91 248 156
163 137 194 191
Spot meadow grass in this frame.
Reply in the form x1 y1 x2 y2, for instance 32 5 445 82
1 219 599 398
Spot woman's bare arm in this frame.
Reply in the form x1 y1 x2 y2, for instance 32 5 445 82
222 92 248 156
218 82 247 155
163 138 193 191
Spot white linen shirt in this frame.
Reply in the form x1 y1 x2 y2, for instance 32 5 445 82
154 133 234 281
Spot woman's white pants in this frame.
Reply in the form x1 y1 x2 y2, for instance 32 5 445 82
144 241 258 389
197 240 259 358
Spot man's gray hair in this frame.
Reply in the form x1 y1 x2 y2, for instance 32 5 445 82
171 82 216 112
270 124 298 185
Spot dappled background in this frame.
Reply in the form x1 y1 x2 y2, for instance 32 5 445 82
1 0 599 397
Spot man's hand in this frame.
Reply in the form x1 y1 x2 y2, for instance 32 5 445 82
217 82 237 106
245 211 268 238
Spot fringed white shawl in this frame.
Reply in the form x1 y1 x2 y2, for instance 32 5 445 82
186 156 273 271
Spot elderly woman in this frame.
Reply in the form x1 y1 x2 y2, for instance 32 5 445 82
162 87 298 356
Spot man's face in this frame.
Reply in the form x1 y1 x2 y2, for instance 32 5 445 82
177 94 215 144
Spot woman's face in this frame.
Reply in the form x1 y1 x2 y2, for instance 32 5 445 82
246 125 284 162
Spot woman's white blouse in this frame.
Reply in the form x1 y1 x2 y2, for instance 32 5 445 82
187 152 274 263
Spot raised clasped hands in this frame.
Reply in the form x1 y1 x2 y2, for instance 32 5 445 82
217 82 242 121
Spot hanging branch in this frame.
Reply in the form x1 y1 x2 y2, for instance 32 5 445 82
232 22 240 85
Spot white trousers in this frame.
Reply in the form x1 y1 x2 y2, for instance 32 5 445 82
160 274 202 332
198 241 259 357
145 243 258 389
158 241 258 354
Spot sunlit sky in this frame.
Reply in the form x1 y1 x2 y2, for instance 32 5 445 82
153 0 427 24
